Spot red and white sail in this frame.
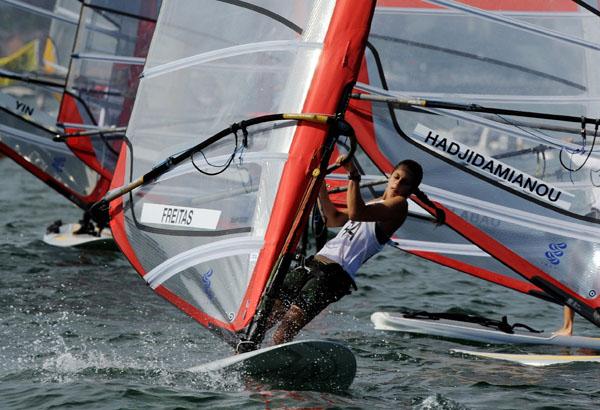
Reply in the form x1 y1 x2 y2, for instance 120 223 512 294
347 0 600 323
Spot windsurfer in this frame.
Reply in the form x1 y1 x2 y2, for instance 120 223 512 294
267 157 444 345
554 306 574 336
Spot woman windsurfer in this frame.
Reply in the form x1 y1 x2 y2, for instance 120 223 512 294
268 157 444 345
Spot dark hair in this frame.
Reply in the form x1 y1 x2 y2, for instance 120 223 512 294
394 160 445 226
394 159 423 191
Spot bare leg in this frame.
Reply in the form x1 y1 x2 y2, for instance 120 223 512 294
264 299 286 331
272 304 311 345
553 306 574 336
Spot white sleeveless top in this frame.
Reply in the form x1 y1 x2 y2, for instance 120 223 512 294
316 219 386 280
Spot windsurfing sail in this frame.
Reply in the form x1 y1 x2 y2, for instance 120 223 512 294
109 0 375 348
345 0 600 325
0 0 158 212
59 0 160 182
0 0 95 208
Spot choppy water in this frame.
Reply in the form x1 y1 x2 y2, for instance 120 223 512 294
1 158 599 409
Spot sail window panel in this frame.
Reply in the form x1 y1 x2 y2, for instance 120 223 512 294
0 0 80 79
159 253 258 325
395 218 529 285
123 155 286 266
75 5 153 60
408 184 600 301
0 112 100 196
0 81 62 127
127 47 320 171
60 3 157 178
66 5 153 128
369 12 587 96
144 0 322 69
463 211 600 302
131 161 262 234
367 100 600 220
67 58 140 128
125 229 263 324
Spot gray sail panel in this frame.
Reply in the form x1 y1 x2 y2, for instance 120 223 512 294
118 0 335 331
363 2 600 305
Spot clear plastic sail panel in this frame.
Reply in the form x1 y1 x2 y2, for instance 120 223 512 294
114 0 342 334
351 1 600 312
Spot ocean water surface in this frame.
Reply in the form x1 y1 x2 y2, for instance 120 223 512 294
1 158 598 409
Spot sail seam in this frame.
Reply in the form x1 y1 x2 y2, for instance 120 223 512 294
142 40 323 80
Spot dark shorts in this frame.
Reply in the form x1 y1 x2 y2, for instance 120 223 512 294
278 257 356 319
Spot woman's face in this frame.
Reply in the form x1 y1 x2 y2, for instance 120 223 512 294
386 165 416 197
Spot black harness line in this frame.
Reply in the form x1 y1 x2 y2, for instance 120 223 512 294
404 310 543 334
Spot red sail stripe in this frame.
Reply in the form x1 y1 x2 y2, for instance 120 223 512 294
0 141 109 207
229 1 377 330
109 148 146 276
407 249 548 297
376 0 578 12
59 94 113 180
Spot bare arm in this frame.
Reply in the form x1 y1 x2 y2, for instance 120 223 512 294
344 159 408 223
348 186 408 222
318 183 348 227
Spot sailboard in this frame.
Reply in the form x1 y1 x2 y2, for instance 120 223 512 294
0 0 158 246
43 221 115 248
106 0 375 388
188 339 356 391
372 311 600 349
452 349 600 366
334 0 600 328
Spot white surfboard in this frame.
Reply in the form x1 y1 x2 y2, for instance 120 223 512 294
188 339 356 391
371 312 600 350
43 222 115 249
452 349 600 366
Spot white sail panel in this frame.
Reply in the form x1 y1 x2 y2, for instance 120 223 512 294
116 0 338 332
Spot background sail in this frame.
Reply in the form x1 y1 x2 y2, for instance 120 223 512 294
110 0 375 345
348 0 600 324
0 0 100 208
59 0 159 181
325 142 554 301
0 0 158 209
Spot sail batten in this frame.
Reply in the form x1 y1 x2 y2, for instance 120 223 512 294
142 41 323 80
145 237 264 289
423 0 600 51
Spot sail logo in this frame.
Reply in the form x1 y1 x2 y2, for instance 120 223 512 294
545 242 567 265
15 100 34 116
412 124 573 210
51 156 66 173
201 268 216 302
140 203 221 229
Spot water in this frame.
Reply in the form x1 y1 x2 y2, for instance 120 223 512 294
1 158 598 409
